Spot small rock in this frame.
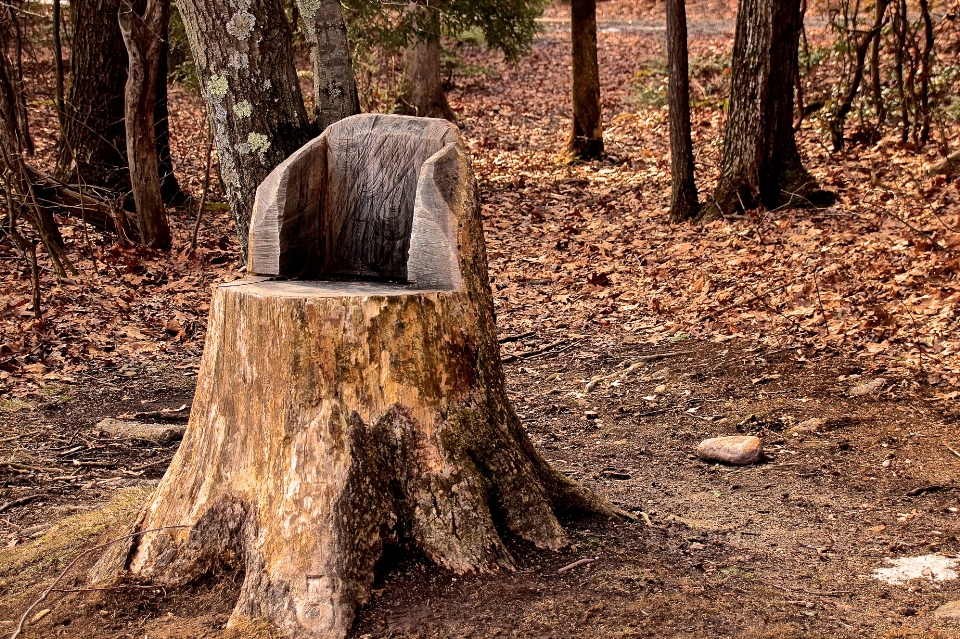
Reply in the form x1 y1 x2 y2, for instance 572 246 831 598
797 417 826 431
934 600 960 620
696 435 763 465
97 418 186 445
849 378 886 397
584 411 599 421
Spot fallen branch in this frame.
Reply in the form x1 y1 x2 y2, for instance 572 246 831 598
498 330 536 344
943 441 960 460
0 493 40 514
556 557 596 574
502 338 571 363
23 164 139 241
10 525 190 639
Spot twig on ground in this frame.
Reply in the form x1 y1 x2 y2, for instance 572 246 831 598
556 557 596 574
0 462 59 474
943 441 960 459
10 525 191 639
499 330 536 344
130 456 175 472
0 494 40 514
502 339 572 363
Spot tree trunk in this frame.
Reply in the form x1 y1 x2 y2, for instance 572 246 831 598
113 115 621 639
828 0 889 150
155 35 187 204
0 15 71 275
397 7 456 121
706 0 832 218
297 0 361 131
666 0 698 222
918 0 933 144
57 0 183 206
175 0 314 256
119 0 172 249
870 0 885 127
56 0 129 190
563 0 603 161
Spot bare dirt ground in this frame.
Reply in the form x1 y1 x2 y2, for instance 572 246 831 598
2 0 960 637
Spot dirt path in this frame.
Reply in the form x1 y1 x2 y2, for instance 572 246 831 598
1 337 958 638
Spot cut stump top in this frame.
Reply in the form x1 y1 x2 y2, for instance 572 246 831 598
248 114 465 291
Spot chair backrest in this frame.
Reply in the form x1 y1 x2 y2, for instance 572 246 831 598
248 114 463 290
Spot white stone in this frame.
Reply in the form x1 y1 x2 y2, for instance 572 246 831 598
696 435 763 465
872 554 959 585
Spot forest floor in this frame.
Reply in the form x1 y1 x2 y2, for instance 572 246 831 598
2 0 960 637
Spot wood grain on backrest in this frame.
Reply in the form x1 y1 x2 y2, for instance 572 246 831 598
248 114 464 289
321 115 456 281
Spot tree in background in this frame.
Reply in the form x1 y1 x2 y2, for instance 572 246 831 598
349 0 545 121
705 0 832 219
397 5 457 120
563 0 603 161
119 0 173 248
175 0 323 255
56 0 183 205
666 0 698 221
297 0 361 130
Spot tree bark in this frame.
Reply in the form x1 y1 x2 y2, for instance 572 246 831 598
175 0 314 256
563 0 603 161
0 15 71 275
56 0 129 190
706 0 832 218
666 0 698 222
828 0 889 150
113 115 621 639
155 35 187 204
57 0 182 205
297 0 361 131
397 7 456 121
870 0 885 127
119 0 173 249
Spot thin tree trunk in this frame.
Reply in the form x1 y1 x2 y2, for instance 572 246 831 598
397 7 456 121
894 0 908 143
53 0 65 130
6 4 33 156
918 0 933 144
829 0 888 150
870 0 885 127
56 0 129 190
297 0 361 131
155 35 187 205
667 0 698 221
707 0 832 218
564 0 603 161
119 0 172 249
176 0 314 256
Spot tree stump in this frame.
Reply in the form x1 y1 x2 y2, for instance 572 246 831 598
119 115 621 638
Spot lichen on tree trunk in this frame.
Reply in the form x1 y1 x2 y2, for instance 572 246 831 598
110 116 621 638
176 0 315 255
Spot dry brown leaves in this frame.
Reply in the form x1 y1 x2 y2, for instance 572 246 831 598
3 0 960 405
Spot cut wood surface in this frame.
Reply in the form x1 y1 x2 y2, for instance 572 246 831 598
117 114 620 639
